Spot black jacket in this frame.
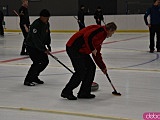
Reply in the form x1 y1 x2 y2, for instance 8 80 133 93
19 6 30 26
26 18 51 52
144 5 160 25
78 9 85 23
94 10 104 21
0 10 4 22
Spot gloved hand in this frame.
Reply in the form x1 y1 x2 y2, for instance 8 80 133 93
47 45 51 51
101 67 107 74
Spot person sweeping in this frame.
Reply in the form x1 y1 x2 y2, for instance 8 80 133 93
61 22 117 100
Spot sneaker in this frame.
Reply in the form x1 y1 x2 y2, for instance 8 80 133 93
77 94 96 99
61 92 77 100
24 82 35 86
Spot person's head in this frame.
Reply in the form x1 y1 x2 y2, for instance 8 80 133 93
97 6 102 11
22 0 28 8
80 5 85 10
153 0 160 5
105 22 117 38
39 9 50 24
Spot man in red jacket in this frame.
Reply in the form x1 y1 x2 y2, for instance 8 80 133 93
61 22 117 100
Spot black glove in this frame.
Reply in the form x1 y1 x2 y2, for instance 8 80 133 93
47 45 51 51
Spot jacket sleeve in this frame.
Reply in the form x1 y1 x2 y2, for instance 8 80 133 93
92 45 106 70
144 8 151 25
94 11 98 19
78 11 83 21
45 23 51 45
45 23 51 51
101 13 104 20
19 8 27 25
0 11 4 21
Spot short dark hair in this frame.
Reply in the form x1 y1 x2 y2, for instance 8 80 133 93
80 5 85 9
40 9 50 17
153 0 157 3
105 22 117 31
97 6 101 9
22 0 28 2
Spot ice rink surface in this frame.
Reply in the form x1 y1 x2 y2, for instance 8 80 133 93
0 32 160 120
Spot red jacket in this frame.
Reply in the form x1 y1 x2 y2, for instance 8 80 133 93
66 25 108 69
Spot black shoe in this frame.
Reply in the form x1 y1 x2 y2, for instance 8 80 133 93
157 50 160 52
77 94 96 99
24 82 35 86
20 52 26 55
25 52 29 55
150 50 154 53
0 35 4 37
33 79 44 84
20 52 29 55
20 52 25 55
61 92 77 100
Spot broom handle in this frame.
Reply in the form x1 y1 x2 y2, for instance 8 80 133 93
48 53 74 74
106 73 117 92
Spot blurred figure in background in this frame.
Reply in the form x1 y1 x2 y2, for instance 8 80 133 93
0 10 4 37
19 0 30 55
94 6 104 25
77 5 86 30
144 0 160 53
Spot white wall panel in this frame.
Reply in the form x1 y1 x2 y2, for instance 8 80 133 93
4 15 148 32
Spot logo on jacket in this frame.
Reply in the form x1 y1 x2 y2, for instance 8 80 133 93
33 28 37 33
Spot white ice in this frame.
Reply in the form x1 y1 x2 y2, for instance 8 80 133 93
0 32 160 120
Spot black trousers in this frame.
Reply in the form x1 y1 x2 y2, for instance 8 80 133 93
96 19 101 25
63 46 96 95
149 25 160 51
20 24 29 53
25 46 49 82
0 21 4 36
78 22 85 31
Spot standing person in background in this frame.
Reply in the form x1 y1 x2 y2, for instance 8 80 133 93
0 10 4 37
77 5 86 30
19 0 30 55
61 22 117 100
94 6 104 25
144 0 160 53
24 9 51 86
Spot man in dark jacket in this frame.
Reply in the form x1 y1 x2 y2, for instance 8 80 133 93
24 9 51 86
61 22 117 100
19 0 30 55
0 10 4 37
77 5 86 30
94 6 104 25
144 0 160 53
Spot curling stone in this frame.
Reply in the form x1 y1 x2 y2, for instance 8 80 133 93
91 82 99 91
